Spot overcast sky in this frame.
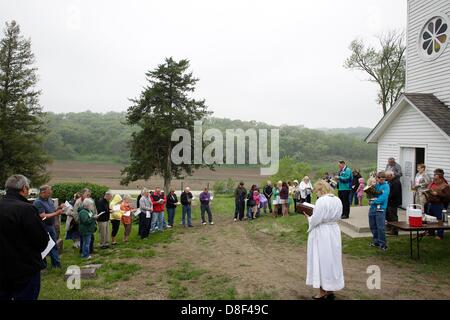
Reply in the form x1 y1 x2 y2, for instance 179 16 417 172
0 0 407 128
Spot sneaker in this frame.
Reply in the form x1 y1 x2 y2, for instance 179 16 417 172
210 222 214 225
202 222 207 226
379 246 388 251
234 218 237 222
188 225 194 228
167 225 173 228
369 242 379 248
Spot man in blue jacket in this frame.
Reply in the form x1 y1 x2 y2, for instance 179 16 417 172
369 171 390 251
336 160 353 219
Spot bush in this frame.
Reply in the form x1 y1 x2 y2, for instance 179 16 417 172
212 180 226 195
213 178 235 195
226 178 235 193
52 182 109 203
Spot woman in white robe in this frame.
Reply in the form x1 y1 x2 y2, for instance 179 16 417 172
305 180 345 299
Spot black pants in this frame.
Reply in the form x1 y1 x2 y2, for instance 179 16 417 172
201 204 213 223
338 190 351 218
386 206 399 234
235 200 245 220
139 212 152 239
111 220 120 237
265 196 272 213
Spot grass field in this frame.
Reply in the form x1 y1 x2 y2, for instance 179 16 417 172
40 195 450 300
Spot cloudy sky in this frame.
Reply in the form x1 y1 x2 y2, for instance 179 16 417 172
1 0 407 128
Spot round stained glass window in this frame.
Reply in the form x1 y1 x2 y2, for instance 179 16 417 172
419 14 450 61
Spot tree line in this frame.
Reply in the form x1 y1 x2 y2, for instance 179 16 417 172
42 111 376 166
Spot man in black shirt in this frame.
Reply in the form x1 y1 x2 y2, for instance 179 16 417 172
96 191 113 249
234 182 247 221
386 170 402 235
263 181 273 214
180 187 194 227
0 175 48 300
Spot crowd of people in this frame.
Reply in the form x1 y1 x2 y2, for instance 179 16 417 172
1 157 449 300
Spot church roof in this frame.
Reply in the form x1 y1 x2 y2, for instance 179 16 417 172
403 93 450 137
365 93 450 143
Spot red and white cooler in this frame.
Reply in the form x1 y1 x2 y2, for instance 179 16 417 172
406 204 423 227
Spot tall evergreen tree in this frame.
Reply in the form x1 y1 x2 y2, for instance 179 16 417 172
121 57 211 192
0 20 50 187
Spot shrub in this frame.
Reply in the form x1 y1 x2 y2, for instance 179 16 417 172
52 182 109 203
212 180 226 195
226 178 235 193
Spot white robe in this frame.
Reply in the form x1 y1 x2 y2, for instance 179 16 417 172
306 194 345 291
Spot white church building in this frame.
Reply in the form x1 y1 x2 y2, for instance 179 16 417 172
365 0 450 207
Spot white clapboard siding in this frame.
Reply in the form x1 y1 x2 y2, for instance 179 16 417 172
406 0 450 106
377 104 450 181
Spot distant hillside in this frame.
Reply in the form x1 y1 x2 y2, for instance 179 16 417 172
316 127 372 140
42 112 376 172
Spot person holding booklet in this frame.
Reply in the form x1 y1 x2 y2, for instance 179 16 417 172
150 187 166 232
96 191 113 249
166 188 179 228
109 194 123 245
33 185 64 269
78 198 101 259
200 187 214 225
0 175 49 300
120 194 137 243
304 180 344 300
138 188 153 239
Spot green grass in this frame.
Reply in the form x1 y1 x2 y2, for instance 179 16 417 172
41 194 450 299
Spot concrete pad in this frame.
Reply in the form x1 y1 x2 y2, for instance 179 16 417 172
339 206 408 238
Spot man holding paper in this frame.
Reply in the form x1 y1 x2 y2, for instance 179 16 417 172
33 185 63 269
0 175 48 300
150 187 166 232
96 191 113 249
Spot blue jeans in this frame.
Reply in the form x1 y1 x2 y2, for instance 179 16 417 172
182 205 192 226
350 190 358 206
426 203 445 238
43 224 61 268
167 207 176 226
81 234 92 258
151 211 164 232
369 207 386 248
0 272 41 300
247 205 252 219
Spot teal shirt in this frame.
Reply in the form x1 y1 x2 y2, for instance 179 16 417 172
370 182 390 210
338 166 353 191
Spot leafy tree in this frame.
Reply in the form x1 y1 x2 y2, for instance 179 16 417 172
271 157 311 183
344 30 406 115
121 57 211 192
0 21 50 187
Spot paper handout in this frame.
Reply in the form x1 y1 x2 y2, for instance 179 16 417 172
113 204 121 211
123 211 131 217
41 233 56 259
133 208 141 217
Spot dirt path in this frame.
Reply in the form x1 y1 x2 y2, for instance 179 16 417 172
108 215 450 300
